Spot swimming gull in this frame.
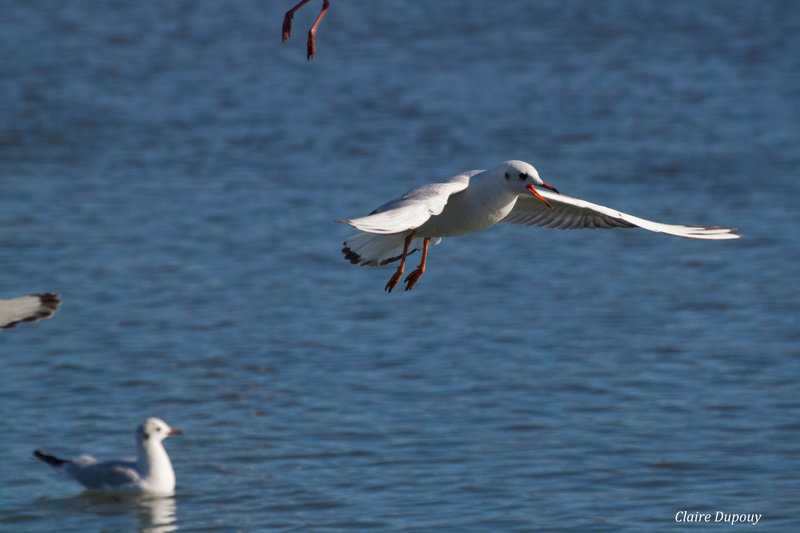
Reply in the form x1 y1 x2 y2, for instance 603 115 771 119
34 417 182 497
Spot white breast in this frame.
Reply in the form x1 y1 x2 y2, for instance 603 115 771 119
416 181 519 238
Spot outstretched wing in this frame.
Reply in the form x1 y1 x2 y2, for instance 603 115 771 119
336 171 480 235
503 190 741 240
0 293 61 330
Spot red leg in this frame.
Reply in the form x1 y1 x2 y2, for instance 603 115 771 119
282 0 331 60
385 231 416 293
306 0 330 60
282 0 313 43
404 237 430 291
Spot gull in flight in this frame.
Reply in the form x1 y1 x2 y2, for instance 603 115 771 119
34 418 182 497
0 293 60 330
337 160 741 292
282 0 331 60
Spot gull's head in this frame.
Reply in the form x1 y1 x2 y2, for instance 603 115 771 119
497 160 559 209
138 417 182 444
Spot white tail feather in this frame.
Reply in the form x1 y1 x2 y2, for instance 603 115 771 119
342 232 441 266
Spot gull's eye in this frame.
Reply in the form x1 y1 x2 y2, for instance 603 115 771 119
518 172 527 180
504 172 510 180
155 426 161 432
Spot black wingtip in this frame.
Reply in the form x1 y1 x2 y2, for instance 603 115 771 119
31 293 61 320
342 246 363 265
34 450 68 467
2 293 61 330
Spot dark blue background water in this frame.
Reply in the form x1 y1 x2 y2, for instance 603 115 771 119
1 1 798 531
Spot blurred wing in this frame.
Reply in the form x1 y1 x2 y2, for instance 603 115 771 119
336 171 479 234
67 458 141 490
0 293 61 330
503 190 741 240
71 454 100 468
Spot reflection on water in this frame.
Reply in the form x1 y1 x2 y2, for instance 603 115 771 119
30 492 178 532
137 497 178 533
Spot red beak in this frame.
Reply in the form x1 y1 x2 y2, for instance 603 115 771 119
167 428 183 436
538 181 559 194
525 183 555 209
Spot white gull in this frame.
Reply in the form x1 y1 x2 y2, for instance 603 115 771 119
337 160 741 292
34 417 182 497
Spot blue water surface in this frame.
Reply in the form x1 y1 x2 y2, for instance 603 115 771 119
1 1 798 531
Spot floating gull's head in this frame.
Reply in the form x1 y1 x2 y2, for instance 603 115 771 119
138 418 182 444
